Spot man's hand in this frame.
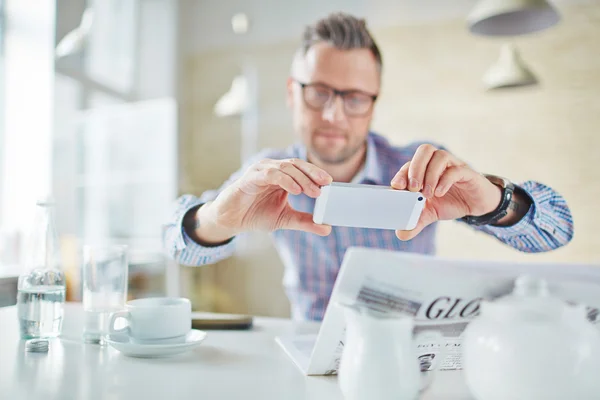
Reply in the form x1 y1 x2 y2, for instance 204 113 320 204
390 144 509 241
191 158 333 245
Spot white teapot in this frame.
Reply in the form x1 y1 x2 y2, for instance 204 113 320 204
337 302 447 400
463 275 600 400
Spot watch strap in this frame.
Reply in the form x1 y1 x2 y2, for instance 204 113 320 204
461 175 515 226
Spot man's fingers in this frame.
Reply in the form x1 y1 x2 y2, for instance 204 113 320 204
435 166 469 197
262 168 302 195
286 158 333 187
422 150 452 199
391 161 411 190
407 144 437 192
392 145 466 197
256 158 333 198
278 161 323 198
277 208 332 236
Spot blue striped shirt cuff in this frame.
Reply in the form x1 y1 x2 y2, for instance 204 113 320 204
178 228 237 265
168 196 237 266
478 200 537 236
471 181 574 252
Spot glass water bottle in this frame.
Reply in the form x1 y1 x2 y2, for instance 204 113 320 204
16 198 66 339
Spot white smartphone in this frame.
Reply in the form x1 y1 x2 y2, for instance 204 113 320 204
312 182 426 230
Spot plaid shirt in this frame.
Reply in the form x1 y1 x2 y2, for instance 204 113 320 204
163 133 574 321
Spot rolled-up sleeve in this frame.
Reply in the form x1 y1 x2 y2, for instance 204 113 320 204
470 181 574 253
162 194 237 266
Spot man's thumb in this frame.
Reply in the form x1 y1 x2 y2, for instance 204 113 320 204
277 208 332 236
395 206 437 241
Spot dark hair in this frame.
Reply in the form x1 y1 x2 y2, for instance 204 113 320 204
300 12 382 73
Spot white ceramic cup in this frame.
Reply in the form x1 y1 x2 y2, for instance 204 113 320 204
109 297 192 344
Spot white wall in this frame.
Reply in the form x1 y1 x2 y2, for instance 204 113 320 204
180 0 589 55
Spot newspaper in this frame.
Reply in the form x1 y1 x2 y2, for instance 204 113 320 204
276 247 600 376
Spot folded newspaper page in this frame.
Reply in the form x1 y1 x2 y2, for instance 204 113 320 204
276 247 600 376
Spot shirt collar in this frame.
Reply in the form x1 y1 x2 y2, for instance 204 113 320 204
358 133 384 185
295 132 384 185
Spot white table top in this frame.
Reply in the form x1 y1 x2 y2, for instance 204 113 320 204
0 303 472 400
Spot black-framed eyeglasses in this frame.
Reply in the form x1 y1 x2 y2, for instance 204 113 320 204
294 80 378 117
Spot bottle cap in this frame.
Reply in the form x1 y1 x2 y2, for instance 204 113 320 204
25 338 49 353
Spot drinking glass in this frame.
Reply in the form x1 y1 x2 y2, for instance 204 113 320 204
82 245 128 345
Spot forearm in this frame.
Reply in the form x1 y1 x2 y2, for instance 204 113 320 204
162 195 237 266
471 181 574 253
182 202 238 246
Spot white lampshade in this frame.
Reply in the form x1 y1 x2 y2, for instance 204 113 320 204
214 75 249 117
468 0 560 36
231 13 249 34
55 8 94 58
483 43 538 89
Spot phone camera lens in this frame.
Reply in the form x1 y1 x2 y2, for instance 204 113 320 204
418 197 424 201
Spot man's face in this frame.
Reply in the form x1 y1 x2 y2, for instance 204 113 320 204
287 42 380 165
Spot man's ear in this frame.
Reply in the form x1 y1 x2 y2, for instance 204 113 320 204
286 77 295 109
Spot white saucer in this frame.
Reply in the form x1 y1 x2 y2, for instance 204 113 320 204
106 329 207 358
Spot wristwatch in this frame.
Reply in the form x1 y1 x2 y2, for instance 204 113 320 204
460 174 515 226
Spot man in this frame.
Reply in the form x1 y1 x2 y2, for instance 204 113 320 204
163 13 573 321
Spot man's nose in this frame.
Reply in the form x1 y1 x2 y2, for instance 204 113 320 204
322 95 346 123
